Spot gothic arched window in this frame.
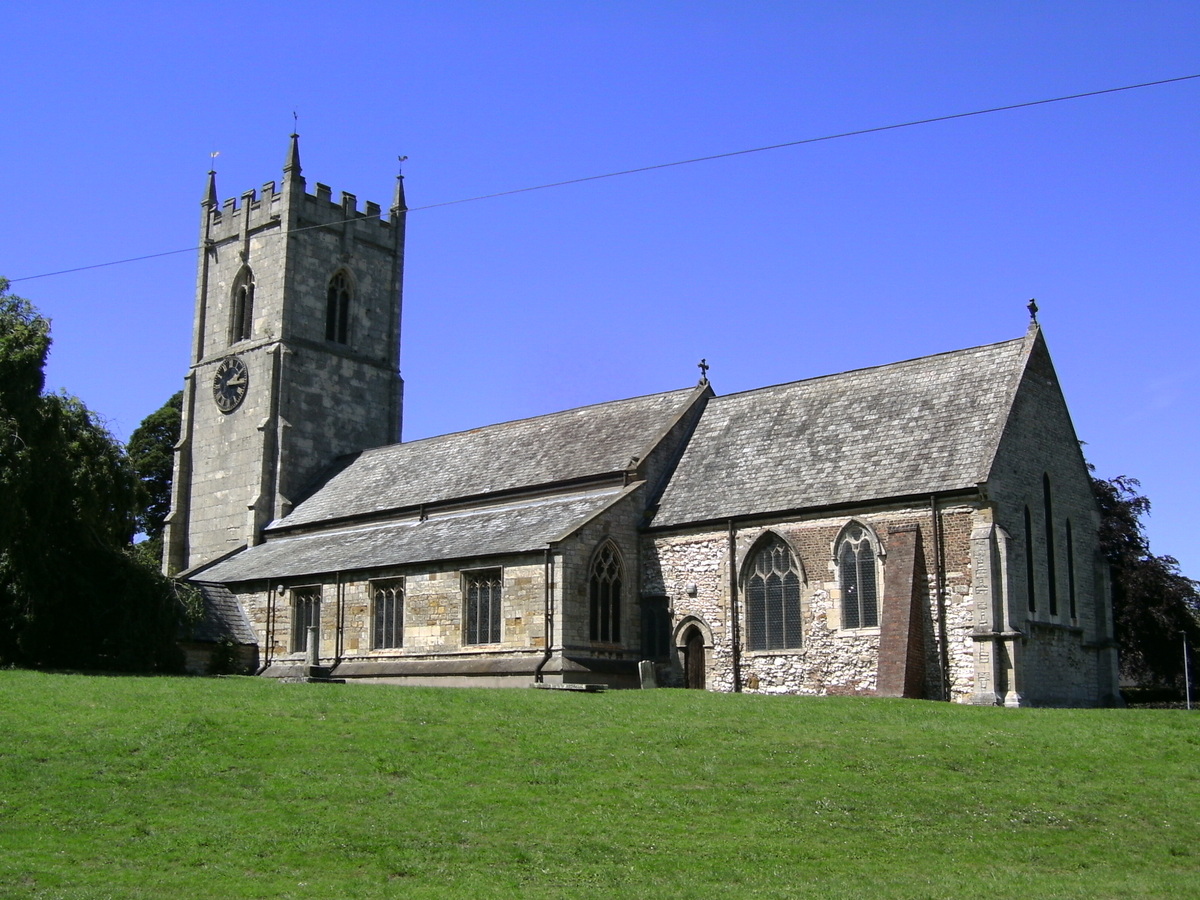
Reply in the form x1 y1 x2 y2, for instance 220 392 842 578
1024 505 1037 613
745 534 802 650
1043 474 1058 616
230 267 254 344
589 542 623 643
838 523 880 629
325 270 351 343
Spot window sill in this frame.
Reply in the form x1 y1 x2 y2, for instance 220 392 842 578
836 626 880 637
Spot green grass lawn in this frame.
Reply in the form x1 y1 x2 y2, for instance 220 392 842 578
1 671 1196 899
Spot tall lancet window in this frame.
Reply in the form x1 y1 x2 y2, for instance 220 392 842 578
230 268 255 344
838 523 879 629
1043 474 1058 616
746 533 803 650
326 270 351 343
589 542 623 643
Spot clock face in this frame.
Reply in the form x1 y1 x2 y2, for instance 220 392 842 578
212 356 249 414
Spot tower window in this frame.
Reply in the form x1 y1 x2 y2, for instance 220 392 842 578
746 533 802 650
464 569 502 644
230 268 254 344
589 542 623 643
837 524 879 630
326 270 351 343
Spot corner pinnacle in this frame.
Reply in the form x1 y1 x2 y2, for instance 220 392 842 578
284 132 302 176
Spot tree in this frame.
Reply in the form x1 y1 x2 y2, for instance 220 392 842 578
127 390 182 566
1091 471 1200 688
0 279 182 671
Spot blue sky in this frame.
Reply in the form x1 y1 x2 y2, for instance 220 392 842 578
3 2 1198 575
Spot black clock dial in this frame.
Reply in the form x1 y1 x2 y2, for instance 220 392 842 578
212 356 249 413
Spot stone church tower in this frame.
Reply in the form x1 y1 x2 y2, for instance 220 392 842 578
163 136 406 574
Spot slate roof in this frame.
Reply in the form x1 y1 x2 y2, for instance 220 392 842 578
198 487 634 583
184 583 259 644
651 333 1033 528
276 387 699 530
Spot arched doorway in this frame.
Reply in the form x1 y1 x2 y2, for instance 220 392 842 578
683 627 706 690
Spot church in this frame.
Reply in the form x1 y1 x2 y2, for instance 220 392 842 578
167 137 1121 706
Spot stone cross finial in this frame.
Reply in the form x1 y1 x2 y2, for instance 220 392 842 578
1027 298 1039 324
698 358 710 385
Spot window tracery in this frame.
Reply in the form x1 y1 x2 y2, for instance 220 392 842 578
589 542 623 643
837 523 879 629
745 534 802 650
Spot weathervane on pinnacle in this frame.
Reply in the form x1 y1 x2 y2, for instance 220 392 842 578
1027 298 1039 324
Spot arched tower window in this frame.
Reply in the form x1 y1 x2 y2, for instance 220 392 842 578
325 270 352 343
589 542 623 643
838 523 880 629
229 268 254 344
1043 474 1058 616
745 533 802 650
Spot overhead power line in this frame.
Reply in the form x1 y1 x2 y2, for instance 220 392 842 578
9 73 1198 284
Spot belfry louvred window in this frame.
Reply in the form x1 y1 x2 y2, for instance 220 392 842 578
745 534 802 650
230 268 254 343
589 542 623 643
326 270 351 343
838 524 879 629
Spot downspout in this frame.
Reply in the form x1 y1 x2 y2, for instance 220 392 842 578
259 581 277 675
728 519 742 692
930 494 950 700
534 547 554 683
334 570 344 667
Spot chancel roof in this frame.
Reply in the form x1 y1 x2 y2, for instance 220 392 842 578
199 488 633 582
275 387 700 531
650 332 1034 528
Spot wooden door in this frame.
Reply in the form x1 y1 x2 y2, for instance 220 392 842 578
684 628 706 690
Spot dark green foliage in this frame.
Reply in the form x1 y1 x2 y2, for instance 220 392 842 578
0 280 182 671
127 390 182 562
1092 471 1200 687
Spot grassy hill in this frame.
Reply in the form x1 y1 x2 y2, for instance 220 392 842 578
1 670 1197 899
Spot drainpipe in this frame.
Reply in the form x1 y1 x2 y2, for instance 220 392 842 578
930 494 950 700
258 581 278 675
728 519 742 692
334 570 344 667
534 547 554 683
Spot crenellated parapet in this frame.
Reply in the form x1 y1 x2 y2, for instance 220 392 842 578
205 179 400 248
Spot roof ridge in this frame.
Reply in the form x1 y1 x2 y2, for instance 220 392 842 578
354 384 699 456
711 334 1029 402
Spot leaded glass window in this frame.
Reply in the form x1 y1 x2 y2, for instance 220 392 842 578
838 524 879 629
745 535 802 650
1066 519 1077 619
1043 474 1058 616
1025 505 1037 613
291 586 321 653
326 270 351 343
465 569 502 644
230 268 254 344
589 543 623 643
372 579 404 649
